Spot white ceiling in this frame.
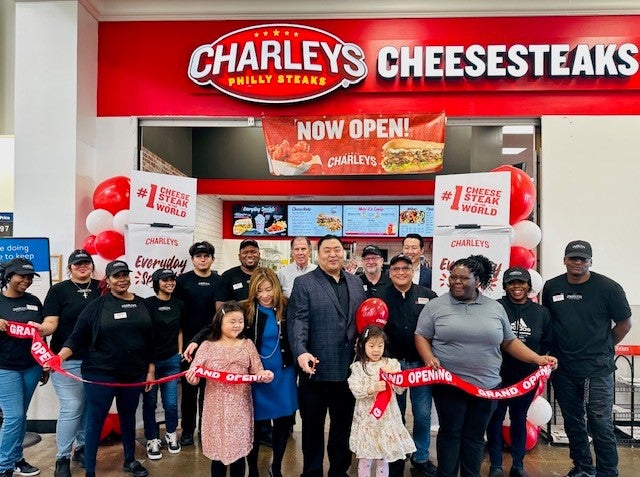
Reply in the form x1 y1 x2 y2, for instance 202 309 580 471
83 0 640 21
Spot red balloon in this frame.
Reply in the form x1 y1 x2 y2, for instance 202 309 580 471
82 235 97 255
491 165 536 224
94 230 125 260
92 176 130 215
510 246 536 269
100 413 122 441
501 423 539 451
356 298 389 333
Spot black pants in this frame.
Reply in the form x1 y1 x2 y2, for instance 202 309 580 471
247 414 294 477
210 457 245 477
298 377 355 477
432 384 496 477
180 369 205 435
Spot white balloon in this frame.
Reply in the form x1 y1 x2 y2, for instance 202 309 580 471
527 397 553 426
512 220 542 250
508 225 516 245
86 209 114 235
91 254 110 279
528 269 544 295
112 209 130 234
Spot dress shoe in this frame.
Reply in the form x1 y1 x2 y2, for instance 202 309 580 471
180 432 194 446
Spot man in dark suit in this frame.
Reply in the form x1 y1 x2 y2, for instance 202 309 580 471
288 234 367 477
402 233 432 289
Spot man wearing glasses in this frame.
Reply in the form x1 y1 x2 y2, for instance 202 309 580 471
375 254 438 477
542 240 632 477
358 245 390 298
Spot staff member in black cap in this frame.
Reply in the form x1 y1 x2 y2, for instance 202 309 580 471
376 254 437 477
33 249 101 477
143 269 185 460
358 245 390 298
174 240 220 446
0 258 43 477
50 260 154 477
542 241 632 477
486 267 552 477
215 239 261 308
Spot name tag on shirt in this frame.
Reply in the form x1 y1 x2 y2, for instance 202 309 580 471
552 294 564 302
114 312 127 320
417 297 430 305
232 282 243 290
26 304 39 311
363 285 368 291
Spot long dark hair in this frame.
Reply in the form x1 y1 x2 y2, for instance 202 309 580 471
450 255 495 290
207 301 244 341
242 267 287 326
354 325 388 374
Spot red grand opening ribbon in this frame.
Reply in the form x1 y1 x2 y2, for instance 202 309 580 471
370 364 553 419
5 321 258 387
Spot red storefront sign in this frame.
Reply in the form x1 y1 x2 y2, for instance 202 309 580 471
262 113 445 175
98 16 640 116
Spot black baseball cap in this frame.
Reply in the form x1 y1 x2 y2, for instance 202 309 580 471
151 268 176 282
361 245 383 258
2 258 40 277
190 241 215 257
503 267 531 285
389 254 412 266
68 249 93 266
564 240 592 259
240 239 259 251
105 260 131 277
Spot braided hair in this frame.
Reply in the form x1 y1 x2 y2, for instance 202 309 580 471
450 255 495 290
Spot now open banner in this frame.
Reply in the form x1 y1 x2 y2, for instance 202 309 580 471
431 226 511 299
262 113 445 176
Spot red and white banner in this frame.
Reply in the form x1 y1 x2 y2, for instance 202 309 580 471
262 113 445 175
434 172 511 227
125 223 193 298
431 226 511 299
130 171 197 227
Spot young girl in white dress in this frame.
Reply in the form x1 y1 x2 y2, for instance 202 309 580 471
348 325 416 477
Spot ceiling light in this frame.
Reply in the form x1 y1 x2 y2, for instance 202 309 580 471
502 147 527 155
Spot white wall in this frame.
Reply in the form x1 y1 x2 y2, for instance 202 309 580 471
0 136 13 211
540 115 640 346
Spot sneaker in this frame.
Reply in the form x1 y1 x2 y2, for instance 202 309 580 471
0 470 13 477
165 432 181 453
146 438 163 460
13 459 39 477
566 467 595 477
410 457 437 476
180 432 194 446
122 461 148 477
72 447 85 468
53 457 71 477
489 468 504 477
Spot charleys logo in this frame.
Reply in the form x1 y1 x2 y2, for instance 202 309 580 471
187 23 368 104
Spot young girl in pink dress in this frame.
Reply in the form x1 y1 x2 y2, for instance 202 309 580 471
348 325 416 477
185 301 273 477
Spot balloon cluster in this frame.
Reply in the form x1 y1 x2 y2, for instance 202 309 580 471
491 165 543 298
501 384 553 451
82 176 130 276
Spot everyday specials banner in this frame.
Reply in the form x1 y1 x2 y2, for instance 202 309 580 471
262 113 445 175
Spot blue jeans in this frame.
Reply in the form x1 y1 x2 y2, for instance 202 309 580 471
83 374 144 473
396 360 433 463
142 353 180 439
0 365 41 472
552 371 618 477
51 359 86 458
486 388 535 469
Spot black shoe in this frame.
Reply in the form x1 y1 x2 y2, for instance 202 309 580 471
0 470 13 477
566 467 595 477
13 459 39 477
72 447 85 468
509 467 527 477
410 457 437 476
489 467 504 477
122 461 148 477
180 432 194 446
54 457 71 477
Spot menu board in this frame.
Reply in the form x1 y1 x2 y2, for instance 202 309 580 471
343 205 399 237
232 204 287 237
398 205 435 237
288 205 343 237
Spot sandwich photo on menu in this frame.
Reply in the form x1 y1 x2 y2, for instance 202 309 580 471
381 138 444 173
316 213 342 232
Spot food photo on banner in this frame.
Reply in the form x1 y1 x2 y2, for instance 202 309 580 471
261 112 445 175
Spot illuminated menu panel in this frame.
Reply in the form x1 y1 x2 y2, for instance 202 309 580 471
398 205 435 237
343 205 399 237
288 205 343 237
